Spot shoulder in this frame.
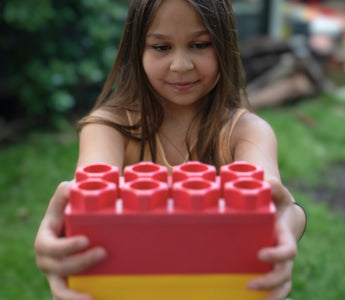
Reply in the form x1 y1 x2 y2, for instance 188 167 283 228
229 111 280 180
77 106 131 168
86 96 141 126
77 100 141 168
221 109 276 147
232 111 277 144
88 106 131 126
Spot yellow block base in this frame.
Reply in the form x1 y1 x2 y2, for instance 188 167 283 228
69 274 269 300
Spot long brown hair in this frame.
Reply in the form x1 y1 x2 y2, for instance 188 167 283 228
79 0 248 168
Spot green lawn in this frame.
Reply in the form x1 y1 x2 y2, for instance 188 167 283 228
259 92 345 299
0 127 78 299
0 92 344 299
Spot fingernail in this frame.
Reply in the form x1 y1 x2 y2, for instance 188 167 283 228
247 281 259 290
77 237 89 248
258 250 271 261
94 248 107 260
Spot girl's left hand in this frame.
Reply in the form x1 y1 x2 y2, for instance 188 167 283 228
247 180 299 300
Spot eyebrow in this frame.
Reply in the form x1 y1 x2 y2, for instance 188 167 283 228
146 30 209 40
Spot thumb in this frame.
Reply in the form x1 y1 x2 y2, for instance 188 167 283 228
46 181 72 218
44 181 72 234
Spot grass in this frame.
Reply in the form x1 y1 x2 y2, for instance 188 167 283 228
0 125 78 300
0 92 345 299
290 193 345 299
259 92 345 183
258 92 345 299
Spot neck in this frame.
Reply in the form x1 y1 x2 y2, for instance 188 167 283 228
162 102 201 127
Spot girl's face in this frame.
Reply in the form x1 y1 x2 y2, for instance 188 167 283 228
142 0 219 109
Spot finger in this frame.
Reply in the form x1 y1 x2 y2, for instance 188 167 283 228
259 224 297 263
248 261 293 291
258 246 297 264
36 235 89 271
47 274 93 300
35 181 90 258
36 232 89 258
45 182 72 229
39 247 107 277
35 181 72 249
264 280 292 300
259 243 297 264
58 247 107 276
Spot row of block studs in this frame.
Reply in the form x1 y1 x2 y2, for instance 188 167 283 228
70 161 270 213
75 161 263 184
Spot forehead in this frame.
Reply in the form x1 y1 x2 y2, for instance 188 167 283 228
147 0 207 36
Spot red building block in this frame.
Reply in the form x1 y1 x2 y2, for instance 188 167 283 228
65 161 276 299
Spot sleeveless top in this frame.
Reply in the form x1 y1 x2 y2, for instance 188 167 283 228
123 108 247 173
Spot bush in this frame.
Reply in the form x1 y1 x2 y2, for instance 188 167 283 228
1 0 128 116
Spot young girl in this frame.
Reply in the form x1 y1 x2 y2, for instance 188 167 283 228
35 0 306 299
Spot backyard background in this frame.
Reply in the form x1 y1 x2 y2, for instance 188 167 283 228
1 0 345 299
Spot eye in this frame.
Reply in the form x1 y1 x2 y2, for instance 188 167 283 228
152 44 171 52
192 42 212 49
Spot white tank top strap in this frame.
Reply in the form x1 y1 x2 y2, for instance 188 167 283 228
125 110 135 126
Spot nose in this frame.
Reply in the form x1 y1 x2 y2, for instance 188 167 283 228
170 50 194 73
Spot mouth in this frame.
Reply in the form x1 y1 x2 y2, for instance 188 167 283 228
168 81 199 91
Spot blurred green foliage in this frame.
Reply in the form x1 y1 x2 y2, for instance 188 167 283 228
1 0 128 115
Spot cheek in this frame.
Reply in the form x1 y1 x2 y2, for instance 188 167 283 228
142 52 151 78
209 54 220 78
142 53 164 81
198 52 219 79
203 63 219 86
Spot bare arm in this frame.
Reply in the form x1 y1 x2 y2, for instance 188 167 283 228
231 112 306 299
232 112 305 239
232 112 280 181
77 112 127 168
35 111 127 300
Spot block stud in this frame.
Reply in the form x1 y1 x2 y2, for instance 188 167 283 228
172 161 217 183
121 178 169 211
124 162 168 183
172 178 220 211
69 179 117 212
221 161 264 183
224 178 271 211
75 163 119 187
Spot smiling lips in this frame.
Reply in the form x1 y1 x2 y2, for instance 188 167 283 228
168 81 199 91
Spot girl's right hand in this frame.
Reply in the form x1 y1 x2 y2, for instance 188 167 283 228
34 182 107 300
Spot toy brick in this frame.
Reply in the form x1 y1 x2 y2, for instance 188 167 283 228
65 161 276 300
